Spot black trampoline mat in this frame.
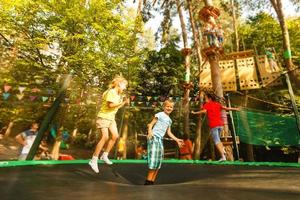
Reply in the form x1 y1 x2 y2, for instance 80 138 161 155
0 163 300 200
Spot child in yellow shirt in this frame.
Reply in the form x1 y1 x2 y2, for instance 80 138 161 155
89 76 128 173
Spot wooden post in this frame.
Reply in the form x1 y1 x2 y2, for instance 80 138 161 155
182 48 193 137
230 0 239 52
186 0 203 159
227 93 240 160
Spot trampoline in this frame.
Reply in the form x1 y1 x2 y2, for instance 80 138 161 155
1 160 300 200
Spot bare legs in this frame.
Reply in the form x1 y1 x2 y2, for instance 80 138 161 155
92 121 119 157
105 122 119 153
93 128 109 157
216 142 226 160
144 169 159 185
146 169 159 182
89 121 119 172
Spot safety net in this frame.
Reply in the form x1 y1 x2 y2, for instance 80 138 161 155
232 109 300 146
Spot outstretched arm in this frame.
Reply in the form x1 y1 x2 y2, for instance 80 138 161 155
222 106 240 111
191 109 207 115
166 127 184 147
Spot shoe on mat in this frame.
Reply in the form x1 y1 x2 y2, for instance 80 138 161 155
89 160 99 173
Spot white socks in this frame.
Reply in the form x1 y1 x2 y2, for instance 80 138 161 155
102 152 108 157
100 152 113 165
92 156 98 162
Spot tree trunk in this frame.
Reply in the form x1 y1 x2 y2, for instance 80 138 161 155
137 0 143 15
186 2 204 154
208 55 233 160
193 111 202 159
202 0 234 160
270 0 300 86
209 54 222 97
270 0 293 70
176 0 188 47
231 0 239 51
176 0 191 137
187 0 203 67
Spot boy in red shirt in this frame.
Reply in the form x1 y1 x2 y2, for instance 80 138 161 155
192 93 239 161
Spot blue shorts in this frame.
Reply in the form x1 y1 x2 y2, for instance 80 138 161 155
147 136 164 170
210 126 223 144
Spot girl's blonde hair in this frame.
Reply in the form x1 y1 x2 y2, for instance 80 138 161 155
163 99 174 106
109 75 128 89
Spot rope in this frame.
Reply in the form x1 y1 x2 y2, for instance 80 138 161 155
233 91 292 109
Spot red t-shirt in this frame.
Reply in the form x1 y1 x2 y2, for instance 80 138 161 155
202 101 223 128
179 139 193 155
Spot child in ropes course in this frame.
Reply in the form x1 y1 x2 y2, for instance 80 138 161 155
191 93 239 161
203 16 219 48
89 76 129 173
144 99 184 185
216 24 224 45
265 48 278 72
203 22 217 47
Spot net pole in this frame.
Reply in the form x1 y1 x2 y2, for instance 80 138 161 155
227 94 240 160
284 72 300 135
26 73 72 160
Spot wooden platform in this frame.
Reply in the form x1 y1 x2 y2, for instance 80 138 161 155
221 50 255 60
199 6 220 21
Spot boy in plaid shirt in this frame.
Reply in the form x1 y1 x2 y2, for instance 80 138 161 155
144 99 183 185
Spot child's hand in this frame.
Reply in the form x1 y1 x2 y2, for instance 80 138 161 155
191 111 197 114
231 107 241 111
147 132 153 140
176 139 184 148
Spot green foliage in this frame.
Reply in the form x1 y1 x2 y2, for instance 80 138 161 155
238 12 300 64
0 0 140 85
0 0 143 132
137 39 184 96
239 12 282 54
287 17 300 65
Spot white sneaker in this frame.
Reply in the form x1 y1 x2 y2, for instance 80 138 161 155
100 155 113 165
89 160 99 173
218 157 226 162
